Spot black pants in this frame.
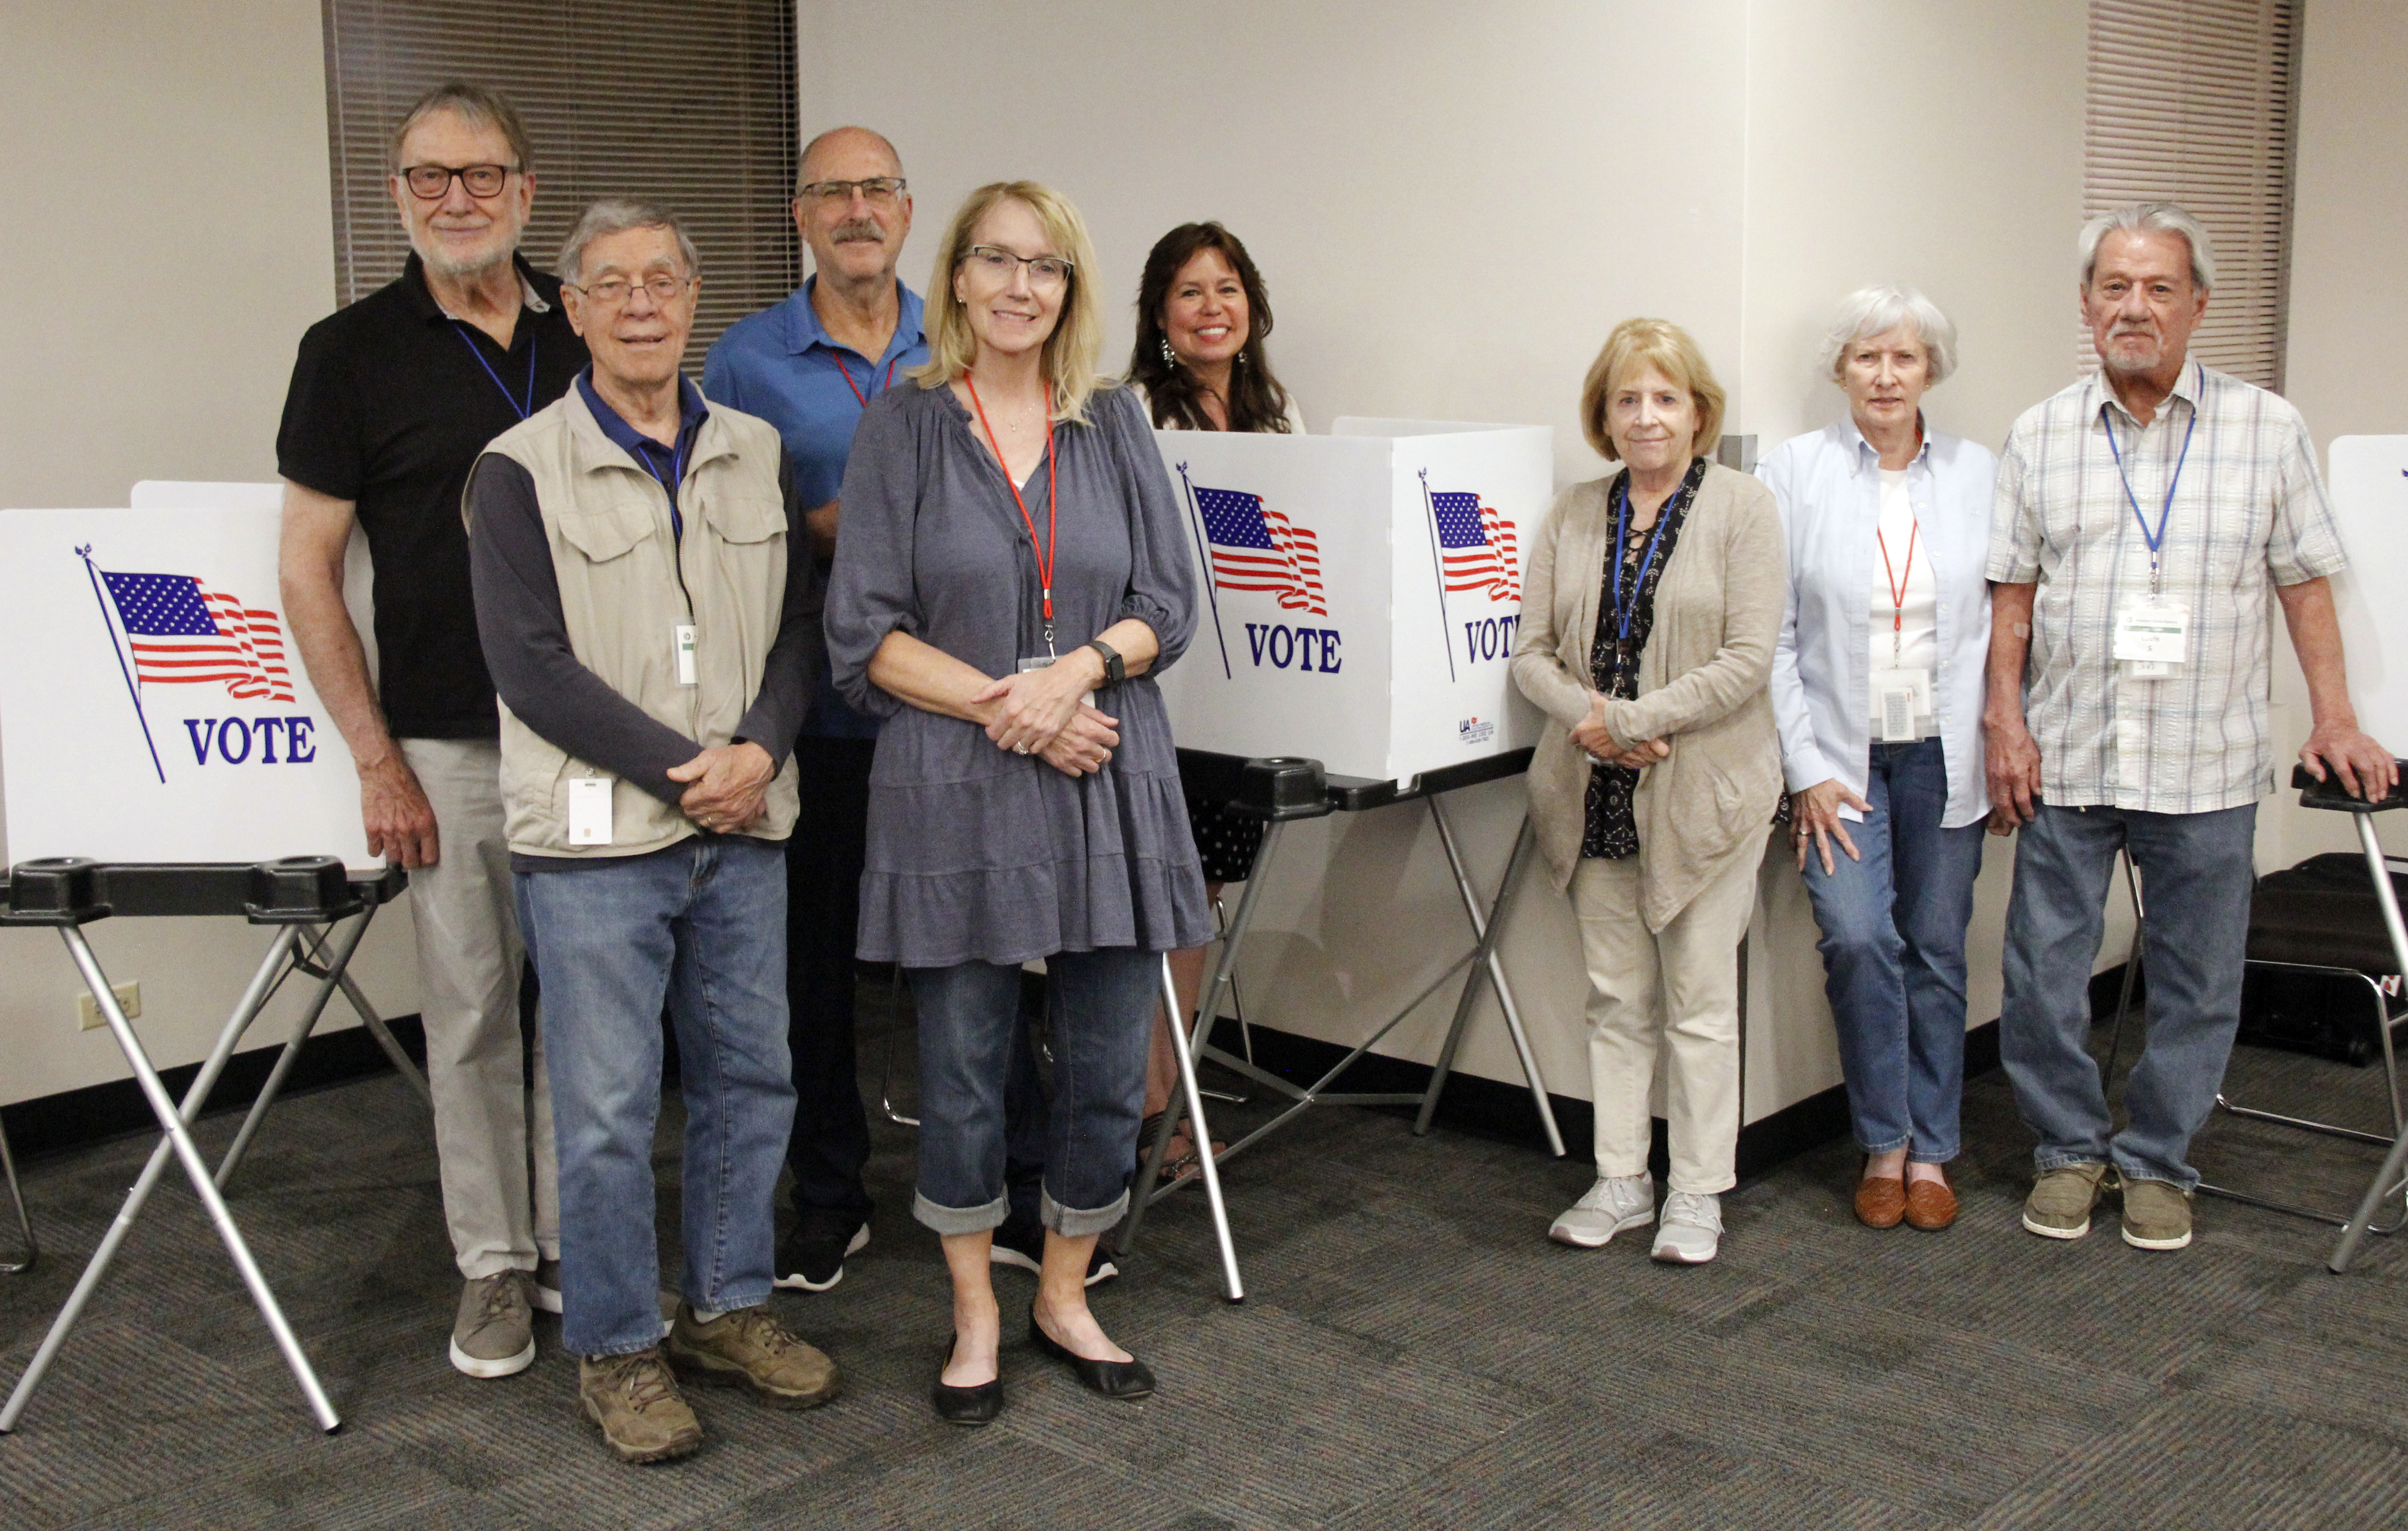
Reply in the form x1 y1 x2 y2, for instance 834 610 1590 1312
784 736 877 1223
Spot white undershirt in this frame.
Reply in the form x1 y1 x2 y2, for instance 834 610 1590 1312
1868 468 1938 733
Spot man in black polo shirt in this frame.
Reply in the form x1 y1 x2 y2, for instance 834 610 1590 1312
276 82 585 1381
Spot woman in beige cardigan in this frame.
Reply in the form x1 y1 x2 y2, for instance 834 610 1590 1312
1510 317 1784 1265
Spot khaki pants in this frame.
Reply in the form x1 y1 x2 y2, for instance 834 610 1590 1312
400 738 559 1279
1570 848 1757 1195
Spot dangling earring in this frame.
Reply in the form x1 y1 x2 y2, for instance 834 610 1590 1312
1160 336 1177 366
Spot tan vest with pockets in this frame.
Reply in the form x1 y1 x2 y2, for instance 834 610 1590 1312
475 386 800 859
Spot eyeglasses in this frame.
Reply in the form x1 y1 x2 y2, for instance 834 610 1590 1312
798 176 906 208
400 163 518 200
567 273 694 308
963 244 1073 289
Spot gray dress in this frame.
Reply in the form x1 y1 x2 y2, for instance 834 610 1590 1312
827 379 1213 966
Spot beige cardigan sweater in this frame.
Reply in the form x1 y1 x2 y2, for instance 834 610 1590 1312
1509 461 1785 932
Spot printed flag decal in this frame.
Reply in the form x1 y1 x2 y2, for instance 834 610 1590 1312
1191 484 1328 617
97 569 297 703
1428 490 1520 602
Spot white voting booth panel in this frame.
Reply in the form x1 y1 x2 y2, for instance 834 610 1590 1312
1153 419 1550 784
0 504 374 869
2329 438 2408 745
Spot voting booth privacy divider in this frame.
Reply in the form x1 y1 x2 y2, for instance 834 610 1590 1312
1151 419 1550 782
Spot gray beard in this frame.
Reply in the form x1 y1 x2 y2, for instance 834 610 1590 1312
413 237 515 281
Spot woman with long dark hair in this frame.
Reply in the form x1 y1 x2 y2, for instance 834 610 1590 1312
1126 222 1299 1178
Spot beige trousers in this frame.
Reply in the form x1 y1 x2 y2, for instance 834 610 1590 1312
1569 847 1758 1195
400 738 560 1279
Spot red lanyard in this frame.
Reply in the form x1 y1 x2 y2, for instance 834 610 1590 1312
831 351 900 409
1877 521 1918 660
963 371 1059 647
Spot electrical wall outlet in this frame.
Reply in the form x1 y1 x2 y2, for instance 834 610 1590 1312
77 982 141 1031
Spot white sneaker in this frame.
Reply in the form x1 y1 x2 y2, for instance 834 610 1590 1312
1650 1190 1723 1264
1548 1173 1655 1248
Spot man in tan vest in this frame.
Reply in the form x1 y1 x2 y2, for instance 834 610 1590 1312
464 199 834 1465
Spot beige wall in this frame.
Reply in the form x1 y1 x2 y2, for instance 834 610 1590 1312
2263 0 2408 873
0 0 420 1105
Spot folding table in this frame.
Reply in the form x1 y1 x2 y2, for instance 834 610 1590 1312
0 855 409 1434
1121 748 1564 1257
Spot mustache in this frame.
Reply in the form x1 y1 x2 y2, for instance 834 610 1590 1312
829 219 884 243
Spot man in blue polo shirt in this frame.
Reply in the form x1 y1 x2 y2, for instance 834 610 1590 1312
703 126 926 1291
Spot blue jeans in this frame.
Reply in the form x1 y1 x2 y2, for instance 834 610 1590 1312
516 837 794 1358
1802 738 1986 1162
1999 801 2257 1189
907 949 1157 1237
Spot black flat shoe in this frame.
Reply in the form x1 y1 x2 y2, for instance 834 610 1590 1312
931 1340 1000 1426
1028 1307 1154 1400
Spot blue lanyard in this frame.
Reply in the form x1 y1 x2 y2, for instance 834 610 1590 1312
635 436 691 538
1610 473 1675 655
452 322 537 420
2102 363 2199 594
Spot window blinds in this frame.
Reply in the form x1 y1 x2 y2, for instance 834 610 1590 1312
321 0 799 372
2085 0 2300 389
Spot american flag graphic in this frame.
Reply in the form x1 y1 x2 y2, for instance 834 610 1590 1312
99 570 296 703
1430 491 1520 602
1192 485 1327 617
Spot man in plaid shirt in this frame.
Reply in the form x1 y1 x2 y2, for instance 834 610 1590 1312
1984 202 2396 1252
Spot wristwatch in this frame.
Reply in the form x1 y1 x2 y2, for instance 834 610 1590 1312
1082 638 1125 687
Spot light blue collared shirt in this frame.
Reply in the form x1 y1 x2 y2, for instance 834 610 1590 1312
1761 417 1996 829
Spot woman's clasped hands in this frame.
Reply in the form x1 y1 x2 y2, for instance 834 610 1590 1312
972 653 1120 777
1572 689 1669 772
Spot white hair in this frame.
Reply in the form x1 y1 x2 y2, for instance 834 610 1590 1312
2079 202 2216 293
556 199 701 287
1821 285 1959 386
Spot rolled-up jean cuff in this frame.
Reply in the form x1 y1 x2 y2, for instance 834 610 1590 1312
914 1189 1010 1235
2034 1151 2108 1176
1042 1187 1130 1238
688 1280 772 1314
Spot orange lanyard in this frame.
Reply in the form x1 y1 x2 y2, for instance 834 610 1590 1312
1877 521 1918 662
964 371 1059 651
831 350 901 409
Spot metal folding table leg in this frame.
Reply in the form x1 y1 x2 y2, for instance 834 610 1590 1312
1412 806 1563 1155
0 1115 33 1274
0 926 339 1433
1124 821 1286 1253
212 907 379 1188
1155 956 1243 1301
2330 811 2408 1271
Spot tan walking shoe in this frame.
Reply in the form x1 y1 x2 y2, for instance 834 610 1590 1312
2119 1176 2195 1251
578 1349 703 1464
665 1304 840 1409
450 1270 536 1378
2022 1161 2111 1239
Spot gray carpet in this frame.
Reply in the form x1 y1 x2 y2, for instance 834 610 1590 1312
3 990 2407 1530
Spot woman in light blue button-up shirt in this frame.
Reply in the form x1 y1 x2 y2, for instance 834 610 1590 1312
1760 286 1994 1234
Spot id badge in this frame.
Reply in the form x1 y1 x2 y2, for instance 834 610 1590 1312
674 624 697 688
566 776 614 846
1872 667 1931 743
1017 654 1095 708
2114 602 2186 680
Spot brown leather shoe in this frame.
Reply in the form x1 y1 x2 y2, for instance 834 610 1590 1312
1903 1175 1959 1231
1854 1175 1906 1229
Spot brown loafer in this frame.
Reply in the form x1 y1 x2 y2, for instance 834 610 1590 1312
1854 1175 1906 1229
1903 1175 1959 1231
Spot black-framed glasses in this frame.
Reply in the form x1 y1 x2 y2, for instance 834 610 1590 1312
963 244 1073 288
566 273 694 308
400 163 518 199
798 176 906 207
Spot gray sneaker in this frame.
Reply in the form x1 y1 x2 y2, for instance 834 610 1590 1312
579 1349 702 1465
1549 1173 1655 1248
450 1270 536 1378
2022 1161 2111 1239
2120 1176 2195 1251
1650 1190 1723 1264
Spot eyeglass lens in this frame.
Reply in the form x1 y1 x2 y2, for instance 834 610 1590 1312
804 177 904 206
969 246 1072 285
581 275 688 305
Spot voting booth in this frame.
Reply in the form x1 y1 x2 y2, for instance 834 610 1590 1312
1152 419 1551 785
0 494 414 1434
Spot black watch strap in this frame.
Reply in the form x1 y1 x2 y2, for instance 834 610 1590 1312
1083 638 1124 687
